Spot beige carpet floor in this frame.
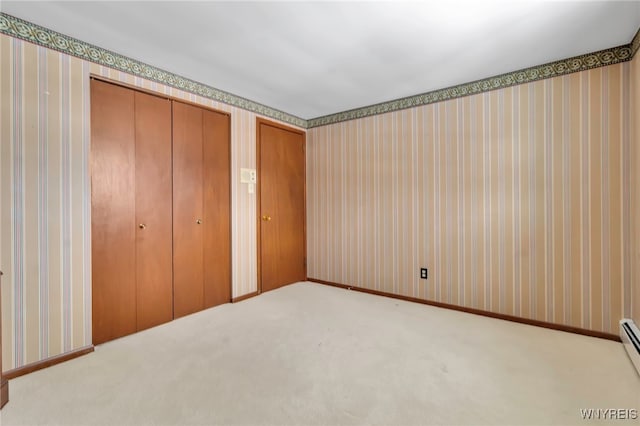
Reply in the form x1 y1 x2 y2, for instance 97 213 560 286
1 281 638 426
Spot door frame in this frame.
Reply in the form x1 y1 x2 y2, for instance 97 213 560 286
256 118 307 294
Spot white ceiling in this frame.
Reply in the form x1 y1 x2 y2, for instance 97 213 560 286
3 1 640 120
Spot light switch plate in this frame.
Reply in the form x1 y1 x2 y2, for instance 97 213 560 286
240 168 257 184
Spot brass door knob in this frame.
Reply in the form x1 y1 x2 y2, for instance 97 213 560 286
262 215 272 221
196 219 203 224
139 224 146 229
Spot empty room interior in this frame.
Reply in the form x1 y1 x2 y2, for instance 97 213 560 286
1 1 640 425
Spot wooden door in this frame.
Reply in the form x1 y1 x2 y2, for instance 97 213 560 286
258 120 306 293
173 102 231 317
92 79 173 344
173 101 205 318
91 79 137 344
134 91 173 331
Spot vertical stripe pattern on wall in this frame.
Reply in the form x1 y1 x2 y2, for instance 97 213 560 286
580 73 591 328
1 36 92 369
307 63 631 334
82 60 91 347
61 53 71 353
12 37 25 367
631 51 640 325
1 34 301 371
561 76 570 325
37 45 49 359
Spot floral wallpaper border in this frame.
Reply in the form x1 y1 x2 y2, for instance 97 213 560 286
631 25 640 58
0 13 307 128
1 13 639 129
307 40 637 127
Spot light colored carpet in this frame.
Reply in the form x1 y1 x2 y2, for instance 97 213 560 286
1 282 638 426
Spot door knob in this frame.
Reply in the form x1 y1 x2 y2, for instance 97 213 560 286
196 219 203 224
139 224 146 229
262 215 271 221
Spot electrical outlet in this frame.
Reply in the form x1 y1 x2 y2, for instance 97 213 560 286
420 268 428 279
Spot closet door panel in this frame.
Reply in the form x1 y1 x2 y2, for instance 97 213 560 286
203 110 231 308
135 92 173 330
91 80 137 345
173 102 204 318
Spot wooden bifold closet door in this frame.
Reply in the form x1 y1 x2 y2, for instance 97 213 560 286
172 101 231 318
134 91 174 331
91 79 173 345
91 80 230 344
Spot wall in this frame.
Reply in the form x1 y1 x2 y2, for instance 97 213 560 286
307 62 631 334
631 50 640 326
2 26 638 373
0 34 300 371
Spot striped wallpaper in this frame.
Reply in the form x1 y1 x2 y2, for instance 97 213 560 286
2 31 639 373
0 34 301 371
307 62 632 334
631 52 640 327
0 36 90 371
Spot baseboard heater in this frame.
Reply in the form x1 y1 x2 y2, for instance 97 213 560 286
620 319 640 376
